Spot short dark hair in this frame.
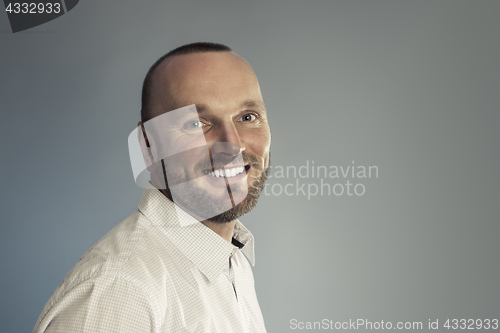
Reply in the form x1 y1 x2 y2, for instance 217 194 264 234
140 42 233 123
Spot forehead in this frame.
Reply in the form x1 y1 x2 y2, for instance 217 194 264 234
151 52 263 112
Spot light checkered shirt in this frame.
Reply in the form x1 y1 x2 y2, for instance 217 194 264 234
33 188 267 332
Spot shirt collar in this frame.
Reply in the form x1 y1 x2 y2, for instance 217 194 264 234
137 187 255 283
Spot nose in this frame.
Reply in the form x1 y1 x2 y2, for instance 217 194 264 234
209 122 245 156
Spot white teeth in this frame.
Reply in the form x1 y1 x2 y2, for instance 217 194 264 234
207 166 245 178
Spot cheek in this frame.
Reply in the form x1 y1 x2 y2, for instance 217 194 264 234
247 131 271 160
171 133 207 157
166 145 211 173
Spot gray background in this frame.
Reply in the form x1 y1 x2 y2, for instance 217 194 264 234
1 1 499 332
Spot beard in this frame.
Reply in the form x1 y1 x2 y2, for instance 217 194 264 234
160 152 270 223
207 162 269 223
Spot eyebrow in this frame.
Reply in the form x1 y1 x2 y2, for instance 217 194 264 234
194 100 266 114
194 104 209 114
241 100 266 111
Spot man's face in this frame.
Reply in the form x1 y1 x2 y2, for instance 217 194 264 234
146 52 271 222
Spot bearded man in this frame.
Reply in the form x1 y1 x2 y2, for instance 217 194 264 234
33 42 270 333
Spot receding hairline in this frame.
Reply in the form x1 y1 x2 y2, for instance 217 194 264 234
153 50 243 82
141 42 235 123
144 51 247 120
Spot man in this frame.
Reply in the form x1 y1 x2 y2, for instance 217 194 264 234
33 42 271 332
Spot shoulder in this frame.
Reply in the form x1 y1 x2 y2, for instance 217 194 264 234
33 271 161 332
34 211 174 331
66 209 176 294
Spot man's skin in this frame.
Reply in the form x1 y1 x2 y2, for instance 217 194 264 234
138 51 271 242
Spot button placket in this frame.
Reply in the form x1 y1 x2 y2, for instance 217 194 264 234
228 252 238 300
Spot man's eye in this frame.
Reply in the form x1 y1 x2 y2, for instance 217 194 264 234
183 120 204 130
241 113 257 122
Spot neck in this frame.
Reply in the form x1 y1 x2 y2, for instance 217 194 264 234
201 220 235 243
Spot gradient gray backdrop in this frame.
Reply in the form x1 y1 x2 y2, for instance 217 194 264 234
1 1 499 332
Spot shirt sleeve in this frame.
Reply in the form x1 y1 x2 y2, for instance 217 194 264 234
33 274 158 333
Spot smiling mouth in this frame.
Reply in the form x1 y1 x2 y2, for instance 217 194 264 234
203 165 250 178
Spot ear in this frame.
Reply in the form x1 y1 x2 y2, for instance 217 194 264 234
138 121 150 147
138 121 168 189
137 121 155 172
